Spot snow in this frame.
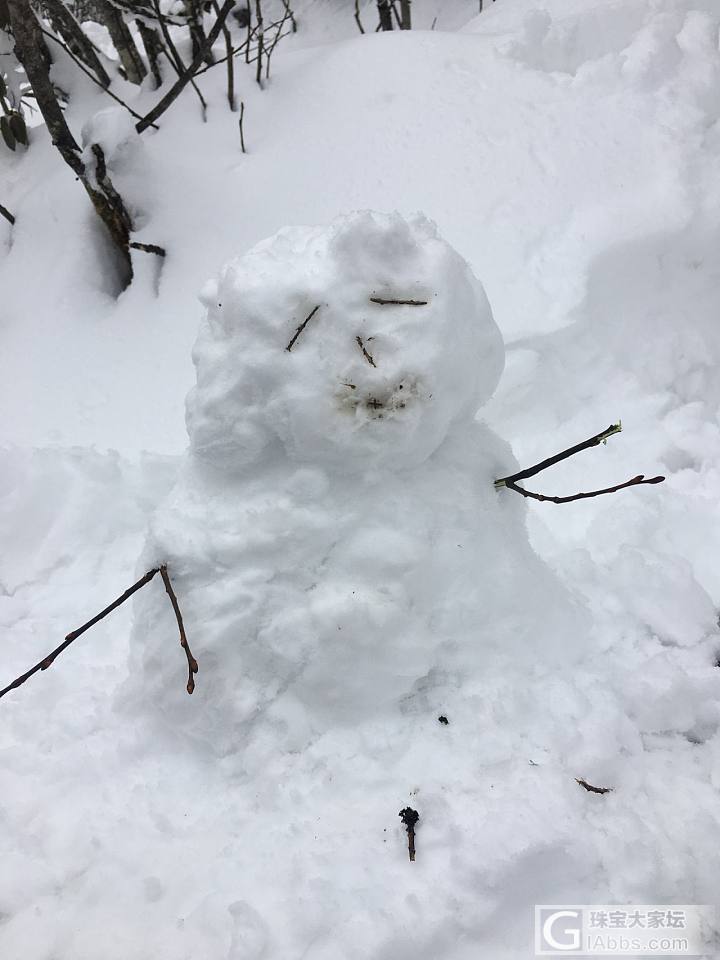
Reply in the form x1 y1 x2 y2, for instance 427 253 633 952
2 0 720 956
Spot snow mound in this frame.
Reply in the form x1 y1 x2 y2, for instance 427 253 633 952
188 211 504 473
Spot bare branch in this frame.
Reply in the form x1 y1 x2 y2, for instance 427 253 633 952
494 422 664 505
136 0 236 133
495 422 622 488
0 568 161 700
504 473 665 504
263 1 293 79
149 0 207 119
0 201 14 224
160 565 198 695
41 28 156 128
0 564 196 700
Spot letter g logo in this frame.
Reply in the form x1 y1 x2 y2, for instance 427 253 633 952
542 910 581 951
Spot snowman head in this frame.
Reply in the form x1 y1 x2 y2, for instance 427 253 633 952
188 211 504 474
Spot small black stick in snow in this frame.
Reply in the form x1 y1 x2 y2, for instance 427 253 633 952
286 305 320 351
0 202 15 225
399 807 419 861
356 335 377 367
494 422 665 504
239 101 247 153
160 565 198 694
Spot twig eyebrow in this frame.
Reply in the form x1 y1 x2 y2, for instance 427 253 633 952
369 296 428 306
286 305 320 352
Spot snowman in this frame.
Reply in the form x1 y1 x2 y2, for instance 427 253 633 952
130 210 584 758
125 211 604 955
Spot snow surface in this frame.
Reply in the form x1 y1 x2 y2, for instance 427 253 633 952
2 0 720 956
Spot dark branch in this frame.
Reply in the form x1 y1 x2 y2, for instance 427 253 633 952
136 0 236 133
495 422 622 488
160 565 198 694
0 568 161 700
238 100 247 152
213 0 236 110
41 28 156 128
369 296 428 306
286 304 320 351
130 240 166 256
0 202 15 224
495 422 664 504
255 0 264 87
504 474 664 504
576 778 613 795
354 0 365 33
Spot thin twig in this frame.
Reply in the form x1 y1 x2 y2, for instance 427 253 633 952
264 0 292 80
255 0 264 87
151 2 209 122
0 202 14 225
130 240 166 256
246 28 293 64
495 423 622 488
354 0 365 33
505 474 664 504
369 296 428 306
193 30 254 76
356 335 376 367
159 565 198 695
239 100 247 152
246 0 252 62
286 304 320 351
576 778 612 795
152 0 186 74
41 27 157 128
280 0 297 32
0 568 161 700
